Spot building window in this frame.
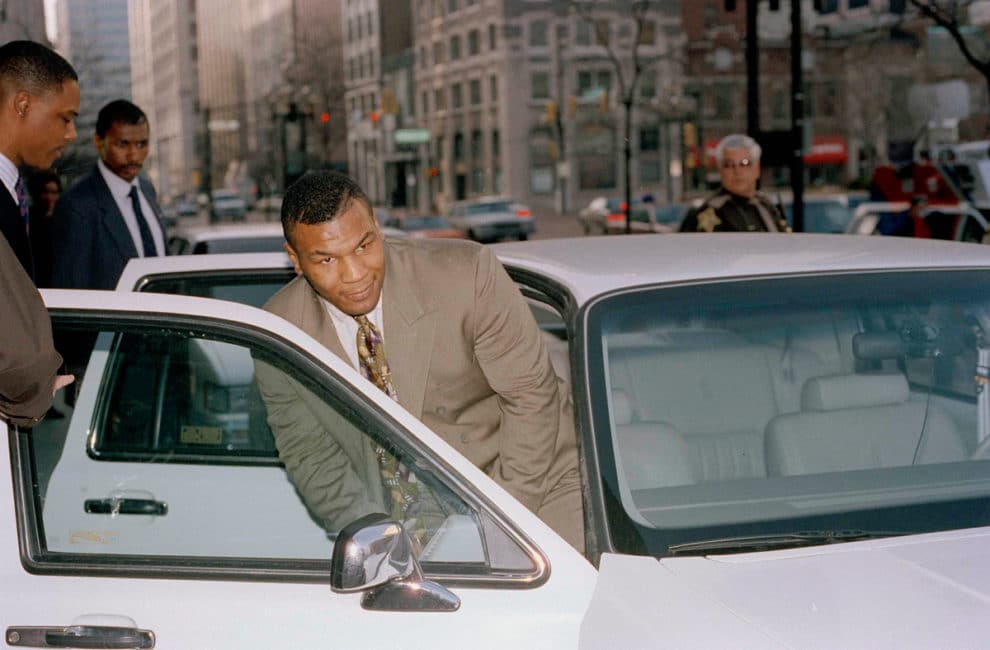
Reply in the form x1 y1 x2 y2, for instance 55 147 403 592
454 132 464 161
640 159 661 183
468 29 480 56
421 90 429 115
450 35 461 60
434 87 446 111
489 23 497 50
419 46 427 68
433 41 444 64
639 128 660 152
531 71 550 100
472 168 485 194
470 129 483 159
637 19 656 45
470 79 482 105
639 72 656 99
820 79 838 117
529 20 548 47
713 82 734 120
575 18 591 46
816 0 838 12
577 70 611 97
448 0 458 12
492 129 500 159
490 74 498 103
594 19 610 46
451 82 463 109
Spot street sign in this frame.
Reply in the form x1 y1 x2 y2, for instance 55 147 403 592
395 128 431 145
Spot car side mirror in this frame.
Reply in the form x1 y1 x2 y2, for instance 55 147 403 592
330 513 460 612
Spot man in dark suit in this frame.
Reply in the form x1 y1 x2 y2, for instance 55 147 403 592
51 99 165 291
0 40 79 425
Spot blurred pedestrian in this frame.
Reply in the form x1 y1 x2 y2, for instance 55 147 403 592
51 99 166 291
680 133 789 233
0 40 78 427
27 168 61 288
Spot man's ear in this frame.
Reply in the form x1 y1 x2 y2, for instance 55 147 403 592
14 90 30 118
284 240 303 275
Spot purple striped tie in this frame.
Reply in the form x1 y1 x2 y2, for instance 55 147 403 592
14 176 29 234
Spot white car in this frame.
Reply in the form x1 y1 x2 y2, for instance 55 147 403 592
6 235 990 647
445 196 535 242
167 222 288 255
846 200 989 242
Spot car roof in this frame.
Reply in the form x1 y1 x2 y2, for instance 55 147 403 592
492 234 990 305
169 222 285 243
122 234 990 307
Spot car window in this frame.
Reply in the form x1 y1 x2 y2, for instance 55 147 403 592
192 237 287 254
167 237 189 255
466 201 512 214
140 271 295 308
21 314 539 580
584 270 990 557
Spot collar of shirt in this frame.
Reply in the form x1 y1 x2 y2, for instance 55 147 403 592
97 159 138 200
0 152 19 205
320 292 385 370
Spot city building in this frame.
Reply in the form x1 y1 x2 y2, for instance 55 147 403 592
54 0 131 183
129 0 201 202
0 0 47 44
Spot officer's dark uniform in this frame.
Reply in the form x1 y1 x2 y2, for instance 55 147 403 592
680 189 789 233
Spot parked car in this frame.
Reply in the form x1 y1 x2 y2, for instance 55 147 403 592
846 200 989 242
384 214 467 239
167 223 288 254
8 235 990 647
445 196 534 242
782 196 855 233
211 188 249 221
578 197 683 235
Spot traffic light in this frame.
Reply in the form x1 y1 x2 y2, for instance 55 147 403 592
320 111 331 124
545 100 557 124
370 110 380 124
599 90 609 113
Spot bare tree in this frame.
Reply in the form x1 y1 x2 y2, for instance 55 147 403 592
571 0 679 233
908 0 990 113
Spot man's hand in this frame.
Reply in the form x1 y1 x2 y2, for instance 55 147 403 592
52 374 74 397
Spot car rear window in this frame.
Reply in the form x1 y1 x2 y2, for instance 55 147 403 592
466 201 513 215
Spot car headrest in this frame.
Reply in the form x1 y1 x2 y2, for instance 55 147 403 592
801 373 909 412
612 389 634 425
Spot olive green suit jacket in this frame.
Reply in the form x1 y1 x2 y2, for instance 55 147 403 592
254 238 582 547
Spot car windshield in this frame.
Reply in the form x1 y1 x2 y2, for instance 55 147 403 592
402 216 451 229
784 201 853 233
466 201 513 215
654 204 689 224
585 270 990 556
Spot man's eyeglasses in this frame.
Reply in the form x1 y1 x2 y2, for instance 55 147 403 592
721 159 754 169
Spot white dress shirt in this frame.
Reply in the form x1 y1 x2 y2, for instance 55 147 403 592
0 152 20 205
320 293 386 371
97 159 165 256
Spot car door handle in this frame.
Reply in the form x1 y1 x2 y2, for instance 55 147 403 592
84 498 168 516
6 625 155 648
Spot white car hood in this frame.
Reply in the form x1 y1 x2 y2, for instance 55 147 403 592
580 527 990 649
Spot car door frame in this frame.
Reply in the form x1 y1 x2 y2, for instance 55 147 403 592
4 290 596 648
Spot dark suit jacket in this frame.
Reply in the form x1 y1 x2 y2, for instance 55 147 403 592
254 238 583 548
50 166 165 291
0 229 60 427
0 185 31 278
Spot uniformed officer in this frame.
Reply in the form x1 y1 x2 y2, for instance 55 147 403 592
680 133 789 233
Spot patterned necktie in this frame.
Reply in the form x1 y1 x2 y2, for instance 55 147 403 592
354 315 421 525
14 176 29 234
128 186 158 257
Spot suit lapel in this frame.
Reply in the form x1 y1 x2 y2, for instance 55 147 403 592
92 171 138 259
292 277 349 362
382 242 435 419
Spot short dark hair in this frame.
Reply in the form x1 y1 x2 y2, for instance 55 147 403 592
0 40 77 98
96 99 147 137
281 170 371 242
26 168 61 197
